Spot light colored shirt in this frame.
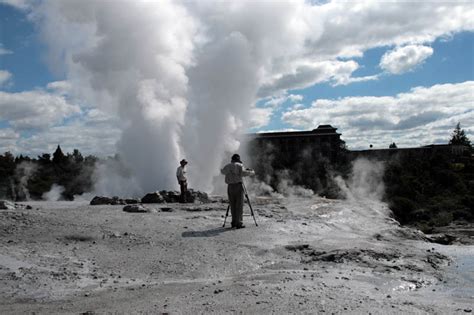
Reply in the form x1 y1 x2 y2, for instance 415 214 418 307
220 162 254 184
176 165 187 182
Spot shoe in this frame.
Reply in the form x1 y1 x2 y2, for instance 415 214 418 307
236 225 246 229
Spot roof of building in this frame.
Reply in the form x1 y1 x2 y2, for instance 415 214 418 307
252 125 341 138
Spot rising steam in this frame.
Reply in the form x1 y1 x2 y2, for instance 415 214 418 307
335 158 385 201
33 1 315 195
42 184 65 201
13 162 36 200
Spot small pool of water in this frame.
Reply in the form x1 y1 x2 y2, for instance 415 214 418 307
443 248 474 299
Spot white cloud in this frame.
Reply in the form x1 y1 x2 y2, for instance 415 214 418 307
338 74 380 85
0 70 12 87
282 81 474 149
249 107 274 129
256 128 302 134
263 93 304 108
0 128 20 154
0 107 121 157
311 1 473 58
0 120 121 157
28 122 119 156
0 45 13 55
290 103 305 110
0 128 19 140
0 89 81 130
258 60 365 96
380 45 434 74
256 1 473 96
46 80 72 95
288 94 303 102
0 0 33 10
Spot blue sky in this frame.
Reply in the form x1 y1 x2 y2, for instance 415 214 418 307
1 4 51 92
0 1 473 157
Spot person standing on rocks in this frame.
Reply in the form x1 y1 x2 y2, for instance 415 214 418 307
220 154 255 229
176 159 188 203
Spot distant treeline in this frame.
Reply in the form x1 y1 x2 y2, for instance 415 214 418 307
0 146 97 201
384 123 473 230
384 149 473 231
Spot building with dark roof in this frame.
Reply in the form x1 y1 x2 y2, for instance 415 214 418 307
249 125 346 166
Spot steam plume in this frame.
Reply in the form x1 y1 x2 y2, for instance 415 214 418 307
42 184 65 201
14 161 36 200
335 158 385 201
33 1 313 195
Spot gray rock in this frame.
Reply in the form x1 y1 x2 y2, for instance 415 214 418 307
111 196 126 205
141 192 165 204
425 233 457 245
123 205 155 213
191 190 211 203
90 196 114 205
0 200 16 210
159 190 180 203
90 196 127 205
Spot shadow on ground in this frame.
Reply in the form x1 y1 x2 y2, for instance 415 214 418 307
181 227 233 238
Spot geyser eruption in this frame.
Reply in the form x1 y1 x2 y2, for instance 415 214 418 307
36 1 197 195
34 1 315 195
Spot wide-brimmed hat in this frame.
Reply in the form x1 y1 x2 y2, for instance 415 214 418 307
180 159 188 165
231 154 241 163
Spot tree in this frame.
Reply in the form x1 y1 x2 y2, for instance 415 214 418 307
52 145 66 164
449 123 472 148
71 149 84 163
38 153 51 164
389 142 398 149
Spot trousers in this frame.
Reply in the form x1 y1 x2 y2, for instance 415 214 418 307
227 183 244 227
179 180 187 203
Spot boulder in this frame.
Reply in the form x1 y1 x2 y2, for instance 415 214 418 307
141 192 165 204
90 196 114 205
110 196 126 205
140 190 210 204
90 196 129 205
159 190 180 203
0 200 16 210
191 190 211 203
123 205 155 213
425 233 457 245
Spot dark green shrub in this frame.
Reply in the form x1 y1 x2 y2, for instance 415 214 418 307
388 196 418 224
430 212 453 227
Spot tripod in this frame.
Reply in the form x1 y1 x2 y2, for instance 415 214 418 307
223 181 258 227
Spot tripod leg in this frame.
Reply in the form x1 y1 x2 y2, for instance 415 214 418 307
245 193 258 227
223 204 230 227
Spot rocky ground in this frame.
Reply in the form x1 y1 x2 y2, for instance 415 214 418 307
0 195 473 314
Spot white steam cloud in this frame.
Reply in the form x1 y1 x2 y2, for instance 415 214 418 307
14 161 36 200
32 1 314 195
42 184 65 201
335 158 385 201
